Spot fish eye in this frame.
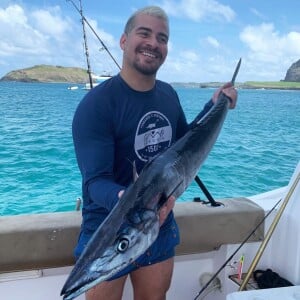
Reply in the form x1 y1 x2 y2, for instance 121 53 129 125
117 237 130 253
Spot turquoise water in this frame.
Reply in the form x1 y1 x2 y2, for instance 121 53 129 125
0 82 299 216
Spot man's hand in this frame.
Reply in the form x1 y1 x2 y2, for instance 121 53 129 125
159 196 176 226
212 82 238 109
119 190 175 226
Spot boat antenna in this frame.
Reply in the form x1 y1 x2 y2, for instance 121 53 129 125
66 0 121 71
193 197 282 300
78 0 93 89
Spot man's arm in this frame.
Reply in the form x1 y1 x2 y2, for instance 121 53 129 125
72 95 125 211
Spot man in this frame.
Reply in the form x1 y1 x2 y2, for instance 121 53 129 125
72 6 237 300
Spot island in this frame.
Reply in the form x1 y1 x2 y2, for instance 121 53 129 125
0 65 91 84
1 60 300 90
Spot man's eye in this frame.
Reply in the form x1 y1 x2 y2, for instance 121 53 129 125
158 36 168 44
138 31 149 37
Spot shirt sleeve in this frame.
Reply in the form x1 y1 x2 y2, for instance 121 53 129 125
72 93 125 212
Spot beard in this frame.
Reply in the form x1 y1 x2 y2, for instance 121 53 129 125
133 60 158 76
132 47 166 76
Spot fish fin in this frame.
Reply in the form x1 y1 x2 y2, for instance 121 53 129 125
126 158 139 182
133 161 139 182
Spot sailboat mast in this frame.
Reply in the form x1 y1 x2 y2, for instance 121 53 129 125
79 0 93 89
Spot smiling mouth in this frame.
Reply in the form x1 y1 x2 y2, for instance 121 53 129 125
141 50 158 59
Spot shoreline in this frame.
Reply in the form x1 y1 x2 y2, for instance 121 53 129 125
1 80 300 91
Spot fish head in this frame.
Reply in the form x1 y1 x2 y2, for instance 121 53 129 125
61 208 160 300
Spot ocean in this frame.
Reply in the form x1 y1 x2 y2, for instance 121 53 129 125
0 81 299 216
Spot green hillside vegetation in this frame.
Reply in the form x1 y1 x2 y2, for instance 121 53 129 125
243 81 300 90
0 65 90 83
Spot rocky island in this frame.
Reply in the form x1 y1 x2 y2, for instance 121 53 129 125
1 60 300 89
284 59 300 82
0 65 90 83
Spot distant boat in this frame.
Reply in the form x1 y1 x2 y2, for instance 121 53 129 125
67 85 79 90
83 73 112 90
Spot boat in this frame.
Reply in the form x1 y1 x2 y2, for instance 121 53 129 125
0 161 299 299
82 73 112 90
67 86 79 90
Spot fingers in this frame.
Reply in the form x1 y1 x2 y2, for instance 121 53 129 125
222 86 237 109
222 82 233 89
212 82 238 109
212 86 223 104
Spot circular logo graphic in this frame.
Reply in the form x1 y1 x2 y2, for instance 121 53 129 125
134 111 172 162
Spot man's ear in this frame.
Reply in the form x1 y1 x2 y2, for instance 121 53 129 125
120 33 127 51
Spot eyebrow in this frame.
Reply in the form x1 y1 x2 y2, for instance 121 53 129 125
135 26 169 40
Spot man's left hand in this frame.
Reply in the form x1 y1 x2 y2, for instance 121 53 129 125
212 82 238 109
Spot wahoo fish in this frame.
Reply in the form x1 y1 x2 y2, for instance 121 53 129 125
61 59 241 300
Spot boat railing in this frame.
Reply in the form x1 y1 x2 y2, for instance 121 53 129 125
0 197 264 273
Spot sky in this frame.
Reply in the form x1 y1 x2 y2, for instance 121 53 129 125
0 0 300 83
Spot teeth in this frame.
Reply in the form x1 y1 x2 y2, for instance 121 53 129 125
142 51 156 58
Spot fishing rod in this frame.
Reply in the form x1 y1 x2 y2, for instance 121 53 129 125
239 172 300 291
66 0 121 71
193 197 282 300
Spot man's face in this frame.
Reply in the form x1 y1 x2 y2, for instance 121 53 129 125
120 14 169 76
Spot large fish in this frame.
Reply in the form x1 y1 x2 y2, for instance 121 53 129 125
61 59 241 300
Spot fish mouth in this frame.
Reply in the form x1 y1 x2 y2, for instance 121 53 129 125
61 281 87 300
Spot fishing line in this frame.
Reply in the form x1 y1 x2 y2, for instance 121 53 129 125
66 0 121 70
193 197 282 300
239 172 300 290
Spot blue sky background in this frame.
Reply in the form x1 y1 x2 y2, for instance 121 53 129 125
1 0 300 82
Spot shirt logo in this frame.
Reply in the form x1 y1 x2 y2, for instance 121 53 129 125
135 111 172 162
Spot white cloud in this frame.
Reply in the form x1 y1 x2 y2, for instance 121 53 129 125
31 6 71 40
180 50 200 62
0 5 71 56
0 4 26 24
250 8 267 21
241 23 300 59
0 4 119 76
161 0 235 22
205 36 220 48
240 23 300 80
0 5 49 57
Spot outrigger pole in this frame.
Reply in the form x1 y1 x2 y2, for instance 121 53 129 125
66 0 121 71
78 0 93 89
239 172 300 291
